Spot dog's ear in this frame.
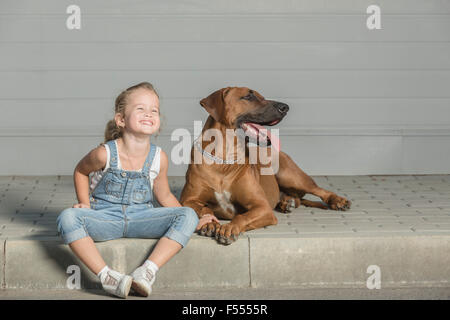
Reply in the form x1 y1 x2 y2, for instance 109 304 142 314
200 87 231 122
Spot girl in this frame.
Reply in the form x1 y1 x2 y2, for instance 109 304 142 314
56 82 218 299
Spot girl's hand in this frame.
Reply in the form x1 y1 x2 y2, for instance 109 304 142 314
72 203 90 209
196 214 220 231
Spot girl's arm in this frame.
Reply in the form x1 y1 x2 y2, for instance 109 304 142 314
153 150 181 207
73 145 107 207
153 150 220 230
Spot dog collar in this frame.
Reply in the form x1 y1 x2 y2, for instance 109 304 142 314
193 138 239 165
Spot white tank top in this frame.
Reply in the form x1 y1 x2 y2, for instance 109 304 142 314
89 140 161 194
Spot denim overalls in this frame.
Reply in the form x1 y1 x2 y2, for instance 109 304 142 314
90 139 157 209
56 139 199 247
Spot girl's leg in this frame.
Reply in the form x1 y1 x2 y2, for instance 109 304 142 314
126 205 199 260
57 206 133 298
56 206 124 274
69 236 107 275
126 205 198 296
147 236 182 268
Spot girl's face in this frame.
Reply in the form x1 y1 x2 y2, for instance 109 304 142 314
116 88 160 137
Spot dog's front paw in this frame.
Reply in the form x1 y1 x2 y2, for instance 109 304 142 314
214 223 241 245
327 194 351 211
198 221 221 237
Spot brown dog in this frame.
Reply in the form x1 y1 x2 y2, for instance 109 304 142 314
180 87 351 245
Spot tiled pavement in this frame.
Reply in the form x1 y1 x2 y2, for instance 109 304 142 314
1 175 450 241
1 175 450 291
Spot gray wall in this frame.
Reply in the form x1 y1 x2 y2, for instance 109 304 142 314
1 0 449 176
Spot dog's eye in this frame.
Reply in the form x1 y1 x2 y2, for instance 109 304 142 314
241 94 254 101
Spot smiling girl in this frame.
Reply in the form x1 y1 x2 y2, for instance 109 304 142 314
56 82 218 298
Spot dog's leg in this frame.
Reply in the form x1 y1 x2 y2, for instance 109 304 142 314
215 173 277 245
216 203 276 245
180 180 221 237
275 151 351 211
276 192 301 213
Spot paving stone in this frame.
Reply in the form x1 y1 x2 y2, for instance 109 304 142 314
296 224 356 234
422 217 450 223
1 175 449 239
352 224 417 233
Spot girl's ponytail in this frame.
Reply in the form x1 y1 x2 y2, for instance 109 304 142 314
103 119 122 143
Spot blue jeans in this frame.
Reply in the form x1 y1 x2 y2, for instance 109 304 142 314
56 203 199 247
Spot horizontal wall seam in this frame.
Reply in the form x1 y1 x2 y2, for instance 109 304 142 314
2 126 450 137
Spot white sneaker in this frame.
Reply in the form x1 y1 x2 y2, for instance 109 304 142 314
130 265 156 297
100 269 133 299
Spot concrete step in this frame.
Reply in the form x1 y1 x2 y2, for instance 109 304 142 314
2 234 450 290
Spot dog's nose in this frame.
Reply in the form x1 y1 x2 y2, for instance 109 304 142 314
275 103 289 114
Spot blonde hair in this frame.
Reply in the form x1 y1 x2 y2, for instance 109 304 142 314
104 82 162 143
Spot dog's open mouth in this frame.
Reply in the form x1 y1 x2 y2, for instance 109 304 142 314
239 119 281 151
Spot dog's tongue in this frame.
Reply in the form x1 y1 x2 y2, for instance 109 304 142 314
248 123 280 152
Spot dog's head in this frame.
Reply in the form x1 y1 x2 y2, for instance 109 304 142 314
200 87 289 148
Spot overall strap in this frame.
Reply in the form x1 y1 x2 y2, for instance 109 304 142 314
142 143 157 173
105 140 119 169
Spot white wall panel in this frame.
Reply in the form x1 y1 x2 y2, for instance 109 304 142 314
1 0 449 175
